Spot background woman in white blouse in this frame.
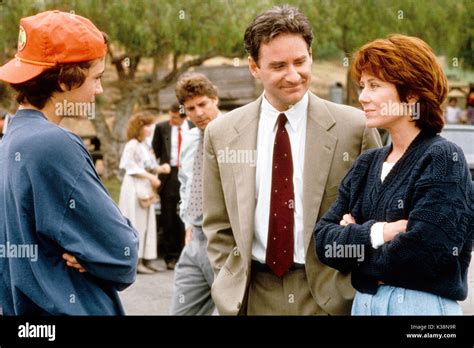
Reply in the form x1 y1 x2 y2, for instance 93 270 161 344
119 112 171 274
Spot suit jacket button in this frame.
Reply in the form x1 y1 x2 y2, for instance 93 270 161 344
237 302 241 309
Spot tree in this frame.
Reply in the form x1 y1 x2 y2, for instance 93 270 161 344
73 0 265 178
0 0 471 177
0 0 267 178
298 0 471 105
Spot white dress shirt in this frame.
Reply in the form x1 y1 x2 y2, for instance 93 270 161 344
252 92 308 264
170 121 190 167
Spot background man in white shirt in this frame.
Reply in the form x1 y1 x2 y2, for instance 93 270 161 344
170 73 220 315
202 5 381 315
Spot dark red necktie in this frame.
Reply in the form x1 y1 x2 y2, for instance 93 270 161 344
266 113 294 277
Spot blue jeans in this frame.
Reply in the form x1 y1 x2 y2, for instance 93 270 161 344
352 285 462 315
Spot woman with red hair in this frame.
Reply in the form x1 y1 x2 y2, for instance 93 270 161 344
314 34 473 315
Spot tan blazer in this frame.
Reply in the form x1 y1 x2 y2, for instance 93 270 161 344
202 92 382 315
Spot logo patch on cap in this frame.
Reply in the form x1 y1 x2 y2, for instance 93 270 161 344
18 25 27 52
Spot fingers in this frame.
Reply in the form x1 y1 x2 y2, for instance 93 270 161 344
397 219 408 233
62 253 86 272
62 253 76 263
343 214 356 224
348 214 356 224
340 213 356 226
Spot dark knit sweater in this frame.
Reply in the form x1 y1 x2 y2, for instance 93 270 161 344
314 130 473 301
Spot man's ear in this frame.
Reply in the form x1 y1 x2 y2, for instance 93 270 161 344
248 56 259 80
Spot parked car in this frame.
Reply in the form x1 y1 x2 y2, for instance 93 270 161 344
440 125 474 180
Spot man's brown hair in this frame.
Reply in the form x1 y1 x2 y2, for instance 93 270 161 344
175 73 218 105
244 5 313 65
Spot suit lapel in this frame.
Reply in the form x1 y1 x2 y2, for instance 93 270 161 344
228 93 337 258
228 97 262 262
302 93 337 252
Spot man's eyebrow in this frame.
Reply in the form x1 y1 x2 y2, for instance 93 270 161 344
269 55 307 66
294 55 307 61
269 61 285 67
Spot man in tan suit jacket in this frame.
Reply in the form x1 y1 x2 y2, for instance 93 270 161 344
202 5 381 315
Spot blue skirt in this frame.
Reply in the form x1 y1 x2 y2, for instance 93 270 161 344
352 285 462 315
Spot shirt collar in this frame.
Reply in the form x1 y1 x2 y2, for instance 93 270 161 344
261 92 308 132
15 108 48 121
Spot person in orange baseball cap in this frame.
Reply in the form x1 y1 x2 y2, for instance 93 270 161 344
0 10 107 84
0 10 139 315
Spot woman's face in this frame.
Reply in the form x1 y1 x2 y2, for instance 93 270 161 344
141 124 152 140
358 72 410 130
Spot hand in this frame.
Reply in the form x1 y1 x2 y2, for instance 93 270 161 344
339 213 356 227
149 175 161 190
62 253 86 273
160 163 172 174
185 226 193 245
383 219 408 242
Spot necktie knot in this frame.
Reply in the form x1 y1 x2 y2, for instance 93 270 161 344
277 113 288 129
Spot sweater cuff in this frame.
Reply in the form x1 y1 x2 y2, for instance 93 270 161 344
370 222 386 249
350 220 377 247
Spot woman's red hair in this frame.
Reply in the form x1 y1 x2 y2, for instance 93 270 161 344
351 34 448 133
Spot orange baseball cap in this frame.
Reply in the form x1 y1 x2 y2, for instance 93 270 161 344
0 10 107 84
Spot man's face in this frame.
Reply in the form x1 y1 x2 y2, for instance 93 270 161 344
54 57 105 117
169 110 185 126
183 95 219 130
249 33 312 111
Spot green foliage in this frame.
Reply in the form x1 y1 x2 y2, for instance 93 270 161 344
295 0 472 67
73 0 262 59
0 0 471 67
102 176 121 203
